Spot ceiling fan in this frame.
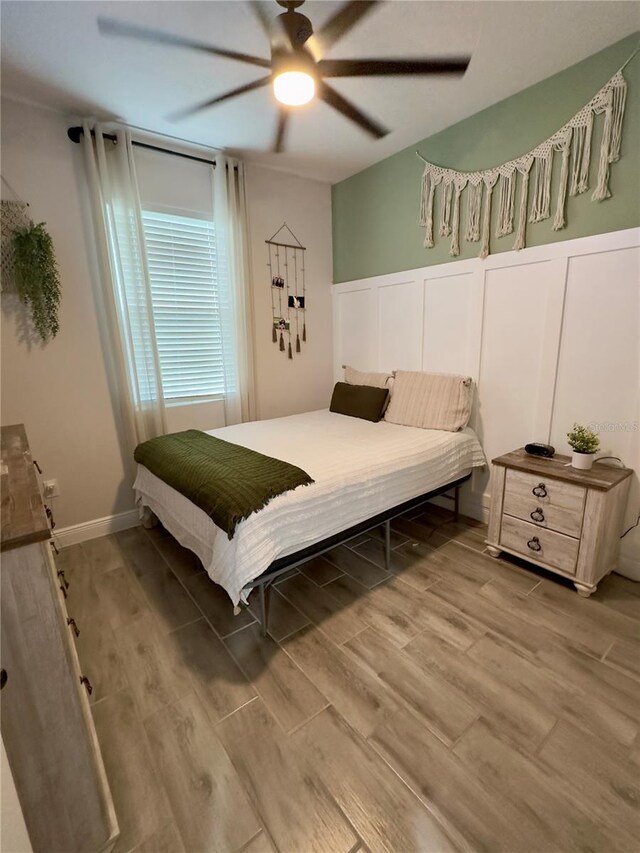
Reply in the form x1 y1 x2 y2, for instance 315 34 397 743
98 0 471 153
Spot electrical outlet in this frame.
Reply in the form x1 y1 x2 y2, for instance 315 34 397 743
43 479 60 499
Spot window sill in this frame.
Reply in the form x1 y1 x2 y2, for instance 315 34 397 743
165 395 226 408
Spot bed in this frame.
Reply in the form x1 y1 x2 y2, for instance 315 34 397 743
134 408 485 630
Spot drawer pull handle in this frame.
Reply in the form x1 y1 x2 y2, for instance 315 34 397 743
57 570 69 590
532 483 547 498
80 676 93 696
527 536 542 552
530 508 545 523
67 617 80 637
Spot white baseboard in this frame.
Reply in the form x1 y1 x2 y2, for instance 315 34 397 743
54 509 139 549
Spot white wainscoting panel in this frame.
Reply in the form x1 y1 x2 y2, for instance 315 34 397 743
334 286 377 373
378 279 423 371
333 228 640 579
551 247 639 448
423 271 482 377
550 246 640 574
477 258 567 485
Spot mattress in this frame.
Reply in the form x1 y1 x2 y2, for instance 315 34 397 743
134 409 486 605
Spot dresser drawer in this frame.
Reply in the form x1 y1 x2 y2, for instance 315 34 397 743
503 469 585 538
500 514 579 575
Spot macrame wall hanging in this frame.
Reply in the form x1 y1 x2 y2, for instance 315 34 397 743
267 223 307 360
417 62 632 260
1 176 32 292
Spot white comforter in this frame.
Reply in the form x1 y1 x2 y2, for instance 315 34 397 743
134 409 486 605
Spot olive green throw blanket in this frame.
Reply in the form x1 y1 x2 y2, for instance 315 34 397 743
134 430 314 540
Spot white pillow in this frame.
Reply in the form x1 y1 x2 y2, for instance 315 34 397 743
344 365 392 389
384 371 473 431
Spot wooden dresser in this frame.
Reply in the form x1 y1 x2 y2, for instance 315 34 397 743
0 424 119 852
486 448 633 596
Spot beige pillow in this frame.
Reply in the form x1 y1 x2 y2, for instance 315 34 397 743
384 371 473 431
344 365 392 389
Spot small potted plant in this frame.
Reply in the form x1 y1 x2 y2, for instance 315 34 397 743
566 423 600 470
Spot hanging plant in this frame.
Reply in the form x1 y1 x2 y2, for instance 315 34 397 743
13 222 61 342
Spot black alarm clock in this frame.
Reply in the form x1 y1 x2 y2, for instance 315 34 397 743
525 442 555 458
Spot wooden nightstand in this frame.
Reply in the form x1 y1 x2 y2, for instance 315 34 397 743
486 448 633 596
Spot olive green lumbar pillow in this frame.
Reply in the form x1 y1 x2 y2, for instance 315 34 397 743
330 382 389 423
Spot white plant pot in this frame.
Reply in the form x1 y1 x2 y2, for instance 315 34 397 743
571 450 595 470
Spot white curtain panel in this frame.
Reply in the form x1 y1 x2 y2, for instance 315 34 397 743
212 155 256 425
81 121 167 449
82 125 255 450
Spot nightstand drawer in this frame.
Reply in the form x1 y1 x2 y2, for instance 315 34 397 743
500 515 579 575
503 469 585 537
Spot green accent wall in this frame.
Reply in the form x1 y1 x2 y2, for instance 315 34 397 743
332 34 640 283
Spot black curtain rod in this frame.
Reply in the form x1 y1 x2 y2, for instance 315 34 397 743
67 125 226 169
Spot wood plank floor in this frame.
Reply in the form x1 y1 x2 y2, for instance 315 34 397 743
59 504 640 852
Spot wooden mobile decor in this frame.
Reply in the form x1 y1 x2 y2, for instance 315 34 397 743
266 223 307 360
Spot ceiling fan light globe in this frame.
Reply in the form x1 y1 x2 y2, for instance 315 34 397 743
273 71 315 106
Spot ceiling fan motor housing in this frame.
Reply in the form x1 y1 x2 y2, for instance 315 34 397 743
275 0 307 9
276 9 313 49
272 46 316 82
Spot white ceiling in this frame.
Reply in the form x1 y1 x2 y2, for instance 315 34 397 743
1 1 638 183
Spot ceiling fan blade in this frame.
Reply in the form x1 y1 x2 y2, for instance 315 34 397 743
319 56 471 77
251 1 305 55
248 1 273 37
97 17 271 68
307 1 379 60
168 76 272 121
317 81 388 139
273 110 289 153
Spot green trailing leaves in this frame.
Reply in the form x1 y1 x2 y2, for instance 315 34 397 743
13 222 61 342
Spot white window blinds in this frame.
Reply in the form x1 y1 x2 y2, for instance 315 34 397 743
141 209 232 401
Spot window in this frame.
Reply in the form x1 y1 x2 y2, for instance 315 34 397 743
141 209 233 402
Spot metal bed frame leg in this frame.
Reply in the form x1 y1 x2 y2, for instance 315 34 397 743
384 519 391 571
454 486 460 523
259 582 271 638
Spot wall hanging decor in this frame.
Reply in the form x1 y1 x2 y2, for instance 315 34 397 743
417 60 633 260
266 223 307 360
1 176 31 293
1 176 61 342
13 223 62 342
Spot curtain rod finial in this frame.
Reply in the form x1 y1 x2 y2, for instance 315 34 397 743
67 126 83 144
